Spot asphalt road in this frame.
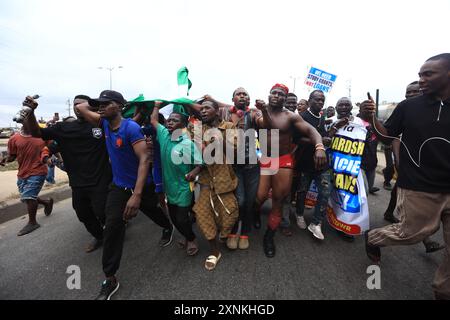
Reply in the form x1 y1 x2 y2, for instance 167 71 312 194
0 175 444 300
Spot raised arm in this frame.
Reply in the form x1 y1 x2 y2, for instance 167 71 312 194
292 113 327 170
21 96 42 138
255 100 274 129
74 102 101 126
359 98 392 144
150 101 163 129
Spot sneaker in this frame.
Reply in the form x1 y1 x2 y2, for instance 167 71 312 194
159 227 174 247
95 279 120 300
296 216 307 229
383 182 393 191
308 223 324 240
226 234 239 250
238 236 249 250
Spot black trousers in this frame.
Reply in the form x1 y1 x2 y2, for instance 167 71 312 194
385 182 398 215
383 146 395 183
167 203 196 242
102 183 172 277
72 181 108 240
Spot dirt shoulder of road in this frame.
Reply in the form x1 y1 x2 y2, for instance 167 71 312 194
0 168 69 203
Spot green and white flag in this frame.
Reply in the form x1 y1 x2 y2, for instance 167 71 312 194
177 66 192 97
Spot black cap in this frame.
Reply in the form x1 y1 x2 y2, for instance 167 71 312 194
88 90 127 107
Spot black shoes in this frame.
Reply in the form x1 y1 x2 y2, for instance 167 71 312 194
159 226 174 247
85 238 103 253
254 213 261 229
369 187 380 194
337 230 355 242
263 228 276 258
384 212 400 224
383 182 393 191
95 279 120 300
364 230 381 263
424 241 445 253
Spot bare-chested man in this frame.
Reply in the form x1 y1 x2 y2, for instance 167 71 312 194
254 83 327 258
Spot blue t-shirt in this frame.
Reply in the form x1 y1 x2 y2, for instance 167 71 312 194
102 118 151 189
142 124 163 193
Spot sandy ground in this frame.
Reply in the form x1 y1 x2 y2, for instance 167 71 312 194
0 167 68 203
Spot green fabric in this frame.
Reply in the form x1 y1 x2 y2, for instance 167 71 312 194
156 124 203 207
122 96 194 119
177 66 192 96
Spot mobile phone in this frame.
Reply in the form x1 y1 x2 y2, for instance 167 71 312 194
367 92 372 100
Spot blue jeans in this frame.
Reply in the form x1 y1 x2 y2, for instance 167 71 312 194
296 170 332 225
280 196 293 228
46 165 55 184
232 164 260 235
17 175 46 202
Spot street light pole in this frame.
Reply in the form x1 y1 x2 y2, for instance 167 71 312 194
289 75 301 94
98 66 123 90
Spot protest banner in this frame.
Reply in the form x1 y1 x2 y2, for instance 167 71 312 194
304 67 337 93
326 117 369 235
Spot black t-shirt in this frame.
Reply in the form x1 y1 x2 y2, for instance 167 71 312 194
296 110 327 173
384 95 450 193
41 120 112 188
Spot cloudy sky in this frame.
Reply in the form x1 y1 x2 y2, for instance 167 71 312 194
0 0 449 127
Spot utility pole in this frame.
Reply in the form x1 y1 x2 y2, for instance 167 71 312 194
347 79 352 100
66 99 71 117
289 75 301 94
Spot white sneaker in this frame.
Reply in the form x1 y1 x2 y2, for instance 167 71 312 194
296 216 307 229
308 223 324 240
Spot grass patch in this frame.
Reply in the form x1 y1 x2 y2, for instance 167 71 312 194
0 161 18 172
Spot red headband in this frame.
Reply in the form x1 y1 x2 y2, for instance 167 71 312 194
271 83 289 95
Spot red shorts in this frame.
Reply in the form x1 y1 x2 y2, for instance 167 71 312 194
260 153 294 170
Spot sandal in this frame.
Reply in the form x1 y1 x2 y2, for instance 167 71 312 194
17 223 40 236
177 240 187 249
204 253 222 271
186 241 199 256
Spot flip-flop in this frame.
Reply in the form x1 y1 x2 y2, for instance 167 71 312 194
186 241 199 256
17 223 40 236
204 253 221 271
177 240 186 249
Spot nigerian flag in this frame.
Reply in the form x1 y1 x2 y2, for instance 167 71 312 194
177 66 192 97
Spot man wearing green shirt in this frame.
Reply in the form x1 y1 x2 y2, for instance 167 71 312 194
151 102 203 256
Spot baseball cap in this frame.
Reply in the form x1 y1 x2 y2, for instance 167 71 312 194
88 90 127 107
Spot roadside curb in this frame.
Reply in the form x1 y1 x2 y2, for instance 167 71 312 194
0 184 71 224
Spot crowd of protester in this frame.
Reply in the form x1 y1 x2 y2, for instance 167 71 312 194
1 53 449 300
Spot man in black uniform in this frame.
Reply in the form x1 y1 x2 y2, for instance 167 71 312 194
23 95 111 253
